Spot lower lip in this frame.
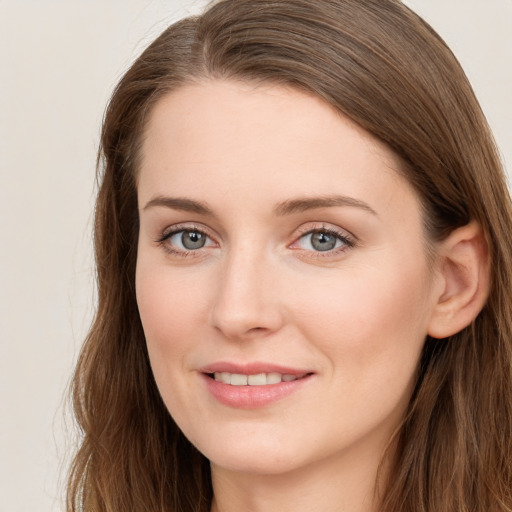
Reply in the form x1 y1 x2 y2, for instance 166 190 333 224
202 374 313 409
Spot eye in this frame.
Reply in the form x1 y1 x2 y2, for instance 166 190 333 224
294 228 354 253
158 227 216 255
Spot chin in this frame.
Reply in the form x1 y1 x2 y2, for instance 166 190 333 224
209 450 305 476
191 429 308 476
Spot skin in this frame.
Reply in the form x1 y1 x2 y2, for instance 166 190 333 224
135 80 446 512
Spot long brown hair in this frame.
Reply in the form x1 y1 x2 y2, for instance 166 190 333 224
67 1 512 510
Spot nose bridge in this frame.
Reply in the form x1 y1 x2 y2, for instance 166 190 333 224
210 240 283 339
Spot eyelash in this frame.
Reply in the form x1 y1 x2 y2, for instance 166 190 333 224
292 225 356 258
156 224 215 257
156 224 356 258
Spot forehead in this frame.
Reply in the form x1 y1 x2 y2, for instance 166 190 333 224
138 80 418 223
141 80 397 162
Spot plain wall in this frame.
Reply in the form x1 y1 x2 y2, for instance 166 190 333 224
0 1 510 511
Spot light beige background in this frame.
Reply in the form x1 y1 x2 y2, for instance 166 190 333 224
0 1 510 511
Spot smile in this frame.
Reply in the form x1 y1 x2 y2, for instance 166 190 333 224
201 366 314 408
211 372 307 386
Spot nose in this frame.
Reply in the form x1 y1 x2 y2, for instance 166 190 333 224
209 245 285 340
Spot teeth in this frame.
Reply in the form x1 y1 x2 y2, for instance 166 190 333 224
213 372 304 386
230 373 248 386
219 372 231 384
266 372 282 384
247 373 266 386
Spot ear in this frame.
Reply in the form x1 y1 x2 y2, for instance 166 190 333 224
427 221 490 339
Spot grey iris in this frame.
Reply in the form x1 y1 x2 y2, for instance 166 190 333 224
182 231 206 250
311 232 337 251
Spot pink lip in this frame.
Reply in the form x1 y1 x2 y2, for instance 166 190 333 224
199 361 310 375
199 361 314 409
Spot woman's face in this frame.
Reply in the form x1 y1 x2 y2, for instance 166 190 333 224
136 80 441 476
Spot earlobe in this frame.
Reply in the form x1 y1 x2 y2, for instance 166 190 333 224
427 221 490 339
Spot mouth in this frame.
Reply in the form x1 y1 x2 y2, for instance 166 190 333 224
200 364 314 408
204 371 311 386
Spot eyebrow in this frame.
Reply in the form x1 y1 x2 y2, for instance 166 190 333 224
273 195 378 217
143 194 378 217
143 196 214 216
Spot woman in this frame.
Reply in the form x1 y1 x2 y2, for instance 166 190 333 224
67 0 512 511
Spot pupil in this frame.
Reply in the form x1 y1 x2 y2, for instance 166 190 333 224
182 231 206 250
311 232 336 251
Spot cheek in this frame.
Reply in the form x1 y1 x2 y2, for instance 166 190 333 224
287 262 432 446
135 263 213 430
290 257 432 383
135 263 208 372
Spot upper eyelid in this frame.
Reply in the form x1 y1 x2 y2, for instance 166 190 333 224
293 223 356 241
159 223 215 241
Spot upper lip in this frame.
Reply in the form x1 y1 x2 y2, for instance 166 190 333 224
199 361 313 376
